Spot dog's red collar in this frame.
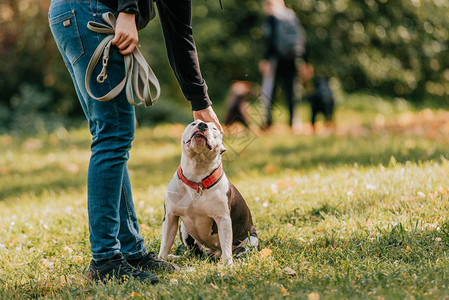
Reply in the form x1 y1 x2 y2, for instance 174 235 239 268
177 164 224 195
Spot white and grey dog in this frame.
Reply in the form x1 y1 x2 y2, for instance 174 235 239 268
158 121 258 265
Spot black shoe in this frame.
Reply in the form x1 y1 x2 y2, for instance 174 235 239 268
127 251 180 273
88 253 159 284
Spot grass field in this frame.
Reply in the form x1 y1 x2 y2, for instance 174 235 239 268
1 96 449 299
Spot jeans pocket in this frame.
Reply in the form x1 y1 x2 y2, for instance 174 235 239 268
49 10 84 65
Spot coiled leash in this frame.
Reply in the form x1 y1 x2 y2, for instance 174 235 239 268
85 12 160 107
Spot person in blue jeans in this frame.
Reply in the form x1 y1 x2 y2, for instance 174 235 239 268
48 0 223 283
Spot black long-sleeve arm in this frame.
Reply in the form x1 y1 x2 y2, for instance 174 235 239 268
156 0 212 111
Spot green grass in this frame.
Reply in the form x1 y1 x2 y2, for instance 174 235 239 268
1 96 449 299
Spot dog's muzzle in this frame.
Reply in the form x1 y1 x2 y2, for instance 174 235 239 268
186 123 213 150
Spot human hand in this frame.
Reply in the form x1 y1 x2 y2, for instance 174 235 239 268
112 12 138 55
193 106 223 134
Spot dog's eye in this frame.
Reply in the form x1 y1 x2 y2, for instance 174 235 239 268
191 123 197 126
212 127 217 131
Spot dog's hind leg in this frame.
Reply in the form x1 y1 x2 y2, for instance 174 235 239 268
205 248 221 260
233 227 259 257
179 221 205 256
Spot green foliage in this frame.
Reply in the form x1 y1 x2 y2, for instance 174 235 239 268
0 0 81 133
1 0 448 132
289 0 449 101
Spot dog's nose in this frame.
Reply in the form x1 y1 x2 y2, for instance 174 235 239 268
197 122 208 132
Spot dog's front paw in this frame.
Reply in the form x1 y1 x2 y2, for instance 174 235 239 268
219 257 233 268
227 258 234 267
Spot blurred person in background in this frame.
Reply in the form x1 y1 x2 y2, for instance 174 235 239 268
48 0 222 283
259 0 310 131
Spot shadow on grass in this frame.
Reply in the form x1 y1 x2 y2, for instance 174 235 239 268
223 134 449 178
4 130 449 202
0 175 86 201
1 154 182 202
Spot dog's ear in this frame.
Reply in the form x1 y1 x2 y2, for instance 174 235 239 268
220 142 227 155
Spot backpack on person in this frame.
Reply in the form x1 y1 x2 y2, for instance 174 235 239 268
274 8 305 59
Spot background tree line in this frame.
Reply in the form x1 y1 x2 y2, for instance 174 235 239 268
0 0 448 133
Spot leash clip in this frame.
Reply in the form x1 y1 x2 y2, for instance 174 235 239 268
96 58 108 83
197 183 204 196
97 69 107 83
97 45 110 83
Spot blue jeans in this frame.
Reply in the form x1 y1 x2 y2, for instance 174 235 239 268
49 0 146 260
